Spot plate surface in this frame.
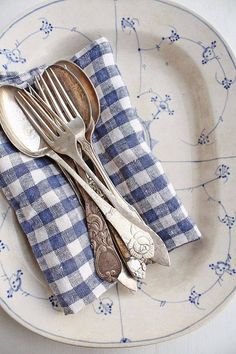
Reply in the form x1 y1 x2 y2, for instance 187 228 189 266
0 0 236 348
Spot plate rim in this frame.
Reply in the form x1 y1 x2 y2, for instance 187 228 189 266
0 0 235 348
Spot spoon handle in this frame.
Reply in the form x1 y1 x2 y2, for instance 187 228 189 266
60 157 138 287
63 153 139 279
73 162 123 283
90 165 138 273
47 149 151 279
80 163 139 279
68 143 169 266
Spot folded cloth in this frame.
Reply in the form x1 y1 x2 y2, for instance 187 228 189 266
0 37 201 314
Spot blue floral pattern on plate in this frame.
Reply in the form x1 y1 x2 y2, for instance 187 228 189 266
0 0 235 348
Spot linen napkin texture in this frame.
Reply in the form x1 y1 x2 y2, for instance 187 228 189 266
0 37 201 314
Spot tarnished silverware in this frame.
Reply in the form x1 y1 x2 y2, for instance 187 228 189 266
34 71 123 283
16 88 155 275
14 87 156 280
55 60 100 130
0 84 137 290
53 62 152 276
83 189 122 283
63 157 122 283
37 64 170 267
36 65 137 279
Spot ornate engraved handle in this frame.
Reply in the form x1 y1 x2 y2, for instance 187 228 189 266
86 169 147 279
50 151 153 279
70 145 169 267
93 168 148 279
83 189 122 283
68 158 122 283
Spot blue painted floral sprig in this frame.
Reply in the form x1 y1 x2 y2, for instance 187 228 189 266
39 18 53 38
0 240 8 252
188 287 202 308
209 254 236 281
94 297 113 316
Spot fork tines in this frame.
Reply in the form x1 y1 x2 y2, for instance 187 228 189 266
15 89 65 144
36 68 83 122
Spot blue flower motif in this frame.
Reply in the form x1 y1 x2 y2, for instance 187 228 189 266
150 95 158 102
121 17 139 32
0 262 32 298
202 41 217 64
0 47 26 70
218 214 235 229
221 77 233 90
168 29 180 43
209 255 236 279
94 297 113 316
151 94 174 119
7 270 23 298
39 18 53 38
49 294 59 309
198 129 210 145
0 240 7 252
215 164 230 182
215 73 236 89
188 287 202 307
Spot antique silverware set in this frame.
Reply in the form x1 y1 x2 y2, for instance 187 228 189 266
0 61 170 291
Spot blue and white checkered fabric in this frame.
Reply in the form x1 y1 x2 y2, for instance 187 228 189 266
0 37 201 314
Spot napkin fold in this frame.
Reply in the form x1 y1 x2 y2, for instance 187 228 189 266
0 37 201 314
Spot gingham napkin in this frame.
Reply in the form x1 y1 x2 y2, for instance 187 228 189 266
0 38 201 314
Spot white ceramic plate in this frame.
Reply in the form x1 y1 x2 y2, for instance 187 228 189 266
0 0 236 348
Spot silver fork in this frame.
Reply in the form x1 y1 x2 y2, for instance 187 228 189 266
39 69 145 216
15 89 156 278
31 69 170 267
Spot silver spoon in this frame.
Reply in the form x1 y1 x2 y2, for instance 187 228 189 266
0 84 138 290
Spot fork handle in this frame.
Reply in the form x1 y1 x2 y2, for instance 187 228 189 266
69 142 169 266
82 190 123 283
85 157 141 274
47 149 152 278
62 154 137 280
69 156 147 279
76 161 140 279
60 157 123 282
73 164 123 283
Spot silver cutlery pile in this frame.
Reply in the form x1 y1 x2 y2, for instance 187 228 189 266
0 61 170 291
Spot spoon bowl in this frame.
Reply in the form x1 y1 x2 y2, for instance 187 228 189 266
56 59 100 130
0 84 91 215
0 85 49 157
